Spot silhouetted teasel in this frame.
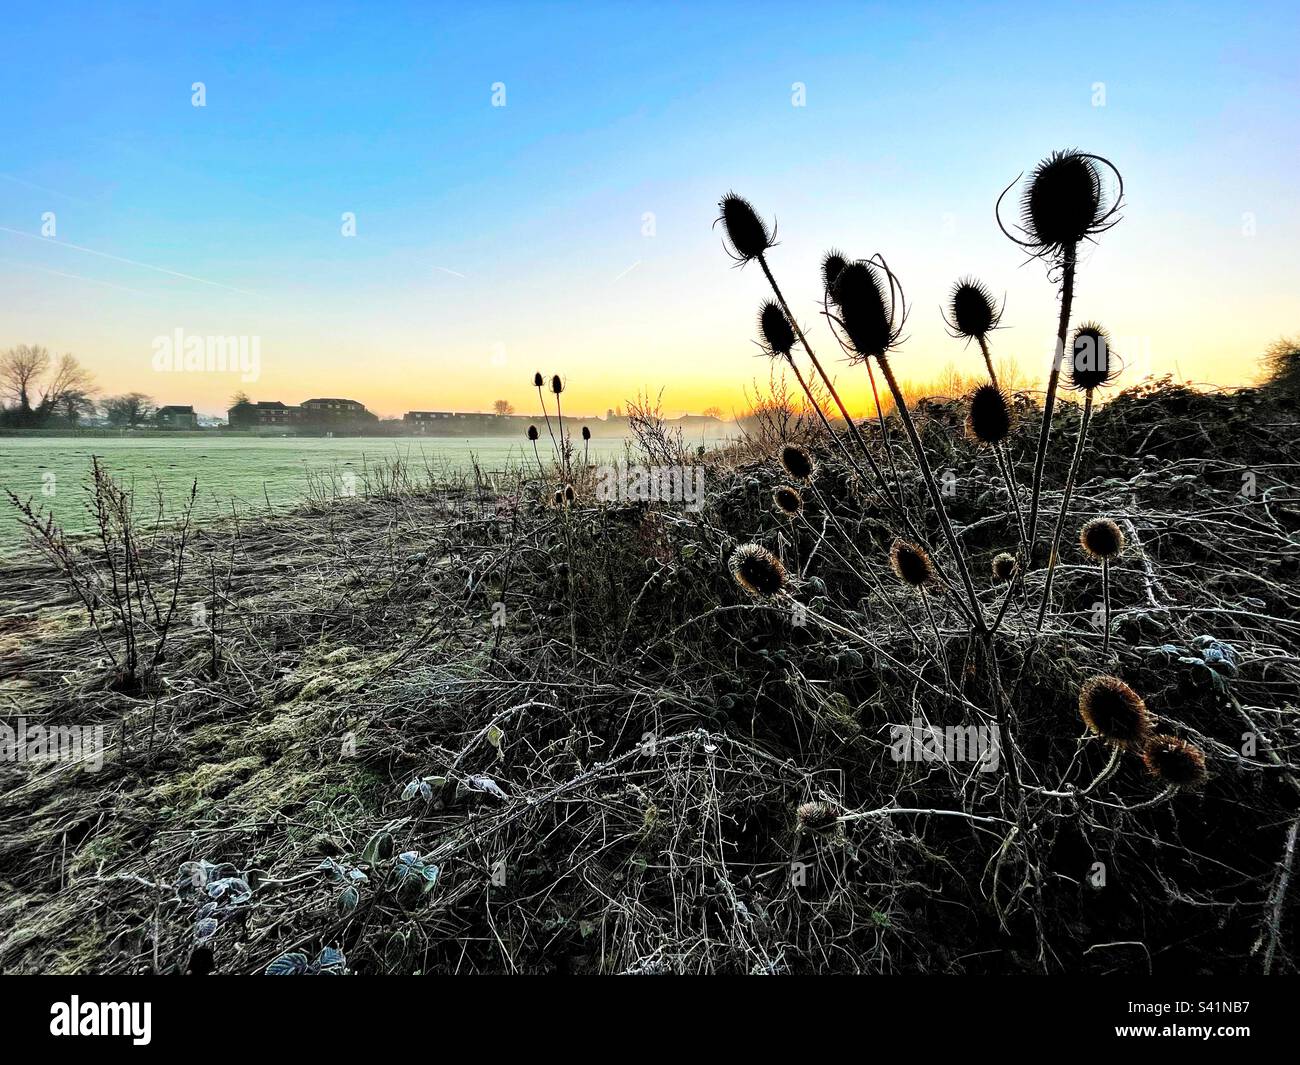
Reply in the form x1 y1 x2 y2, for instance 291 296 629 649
997 149 1124 565
779 443 816 481
966 384 1013 446
527 425 538 441
1142 735 1208 788
821 250 848 299
991 552 1018 582
758 300 796 357
717 192 776 264
533 372 544 388
1078 675 1154 750
729 543 788 597
1080 517 1125 560
550 374 564 395
889 538 936 588
1037 324 1124 633
772 485 803 517
945 277 1004 386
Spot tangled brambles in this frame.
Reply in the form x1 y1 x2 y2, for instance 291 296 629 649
889 538 935 588
779 444 816 481
1079 676 1154 749
728 543 788 597
796 800 841 831
991 552 1018 581
1142 735 1209 787
772 485 803 517
966 384 1013 445
1080 517 1125 560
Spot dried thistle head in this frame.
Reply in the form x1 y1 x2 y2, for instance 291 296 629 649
821 250 848 300
581 426 591 441
729 543 788 597
834 259 895 360
796 800 841 831
991 552 1018 582
966 384 1013 445
946 277 1001 341
999 149 1123 260
772 485 803 517
1078 675 1154 749
1142 734 1208 787
717 192 775 263
563 484 575 504
889 538 935 588
1080 517 1125 561
533 372 544 388
779 443 816 481
1068 322 1120 392
527 425 539 441
550 374 564 395
758 300 796 358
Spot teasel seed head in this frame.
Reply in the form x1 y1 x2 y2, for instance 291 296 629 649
1078 675 1154 749
946 277 1001 341
991 552 1018 582
1142 734 1208 788
772 485 803 517
834 260 893 360
1068 321 1120 392
564 484 575 504
999 149 1123 260
779 443 816 481
796 800 841 831
821 250 848 300
551 488 564 507
717 192 775 263
1080 517 1125 561
729 543 788 597
966 383 1014 445
581 425 591 441
550 374 564 395
527 424 539 441
758 299 796 358
890 538 935 588
533 372 544 388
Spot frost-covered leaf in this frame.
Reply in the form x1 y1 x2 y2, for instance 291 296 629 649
195 917 219 942
401 779 421 801
316 946 347 974
466 774 507 800
338 886 360 915
265 951 310 976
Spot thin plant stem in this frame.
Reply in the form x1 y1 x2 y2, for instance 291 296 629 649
978 336 999 388
1026 242 1078 562
1036 389 1094 631
1101 559 1111 654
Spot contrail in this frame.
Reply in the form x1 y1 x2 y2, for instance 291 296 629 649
0 225 259 297
0 256 153 296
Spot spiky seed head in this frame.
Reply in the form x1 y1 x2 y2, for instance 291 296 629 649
949 278 1000 340
796 800 841 831
1078 675 1154 749
779 443 816 481
1068 321 1119 392
550 374 564 395
527 424 539 441
890 538 935 588
729 543 788 597
533 372 544 388
821 250 848 299
552 488 564 507
581 426 591 440
717 192 774 262
1022 149 1104 253
758 300 796 357
966 384 1013 445
772 485 803 516
834 260 892 360
1142 735 1208 787
992 552 1018 581
1080 517 1125 561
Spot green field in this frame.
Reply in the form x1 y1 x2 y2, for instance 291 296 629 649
0 434 633 557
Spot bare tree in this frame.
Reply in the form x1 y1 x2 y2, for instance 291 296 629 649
104 392 156 427
56 389 99 426
492 399 515 416
1 347 96 426
0 344 52 416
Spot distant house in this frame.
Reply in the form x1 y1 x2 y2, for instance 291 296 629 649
301 398 378 425
403 410 508 435
155 404 199 429
228 400 301 428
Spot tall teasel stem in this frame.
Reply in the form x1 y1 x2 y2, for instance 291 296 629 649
1026 241 1076 558
1101 558 1111 654
977 336 999 389
550 375 570 482
1035 385 1092 630
534 374 561 467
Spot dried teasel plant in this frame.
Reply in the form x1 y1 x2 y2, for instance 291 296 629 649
779 443 817 482
944 277 1004 386
1037 325 1123 633
1078 675 1153 750
1142 734 1209 788
1079 516 1126 652
997 149 1124 564
728 543 789 598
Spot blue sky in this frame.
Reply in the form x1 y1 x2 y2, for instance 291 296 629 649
1 1 1297 416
